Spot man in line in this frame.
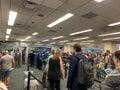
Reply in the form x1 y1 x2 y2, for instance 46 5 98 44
67 44 88 90
1 50 15 87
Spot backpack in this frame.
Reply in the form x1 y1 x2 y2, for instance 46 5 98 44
75 54 94 88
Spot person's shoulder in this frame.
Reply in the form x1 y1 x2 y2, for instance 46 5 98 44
8 55 13 57
70 55 78 62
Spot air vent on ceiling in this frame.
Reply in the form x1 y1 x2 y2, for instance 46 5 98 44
48 30 57 32
23 0 38 9
14 23 31 30
12 33 22 36
37 14 44 17
81 12 98 19
103 26 115 30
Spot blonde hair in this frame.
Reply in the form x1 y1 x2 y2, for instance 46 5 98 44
51 50 55 55
106 50 110 54
53 49 61 60
100 59 104 63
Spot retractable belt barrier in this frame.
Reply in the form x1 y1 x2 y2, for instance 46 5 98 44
26 59 102 90
26 64 50 90
27 72 50 90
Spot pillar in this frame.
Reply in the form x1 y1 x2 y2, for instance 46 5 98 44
25 47 28 64
104 42 116 53
63 45 72 52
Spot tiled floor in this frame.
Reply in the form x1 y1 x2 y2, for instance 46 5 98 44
9 65 100 90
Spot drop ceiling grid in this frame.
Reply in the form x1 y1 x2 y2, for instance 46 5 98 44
29 10 66 32
43 0 63 9
57 3 76 12
1 0 10 34
26 5 55 26
66 0 91 7
93 5 120 22
72 0 100 15
107 0 120 13
10 0 21 11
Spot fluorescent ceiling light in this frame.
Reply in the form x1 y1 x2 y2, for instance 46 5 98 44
67 42 76 45
42 39 49 42
108 22 120 26
99 32 120 37
5 35 9 38
70 29 93 36
25 36 31 39
21 40 24 42
81 40 94 43
73 37 89 41
50 42 56 44
80 43 91 45
5 38 8 41
52 36 64 40
94 0 104 2
59 40 68 43
8 11 18 26
36 43 44 46
103 37 120 41
47 13 74 28
32 32 38 35
37 42 40 43
6 29 12 34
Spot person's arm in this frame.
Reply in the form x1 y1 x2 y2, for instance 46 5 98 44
59 57 64 80
46 60 50 80
12 56 15 68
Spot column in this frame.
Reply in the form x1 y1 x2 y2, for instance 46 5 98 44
25 47 28 64
63 45 72 52
104 42 116 53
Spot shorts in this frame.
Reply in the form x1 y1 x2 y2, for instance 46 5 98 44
3 71 11 78
0 72 4 80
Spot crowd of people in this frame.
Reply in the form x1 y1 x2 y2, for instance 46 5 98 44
0 43 120 90
41 44 120 90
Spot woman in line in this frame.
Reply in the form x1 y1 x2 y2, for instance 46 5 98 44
100 50 120 90
47 49 64 90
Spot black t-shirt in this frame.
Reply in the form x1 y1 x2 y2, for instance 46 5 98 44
48 58 61 80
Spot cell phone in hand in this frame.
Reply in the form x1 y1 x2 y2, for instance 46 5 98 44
104 68 111 75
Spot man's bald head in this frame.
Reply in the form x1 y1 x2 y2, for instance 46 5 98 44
4 50 9 55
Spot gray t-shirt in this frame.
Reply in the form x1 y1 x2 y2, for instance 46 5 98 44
1 55 13 71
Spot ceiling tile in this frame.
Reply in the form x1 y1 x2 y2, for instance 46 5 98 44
43 0 63 9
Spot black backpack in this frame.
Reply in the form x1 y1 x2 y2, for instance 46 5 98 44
75 54 94 88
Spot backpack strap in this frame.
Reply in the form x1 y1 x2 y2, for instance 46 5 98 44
75 54 87 62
